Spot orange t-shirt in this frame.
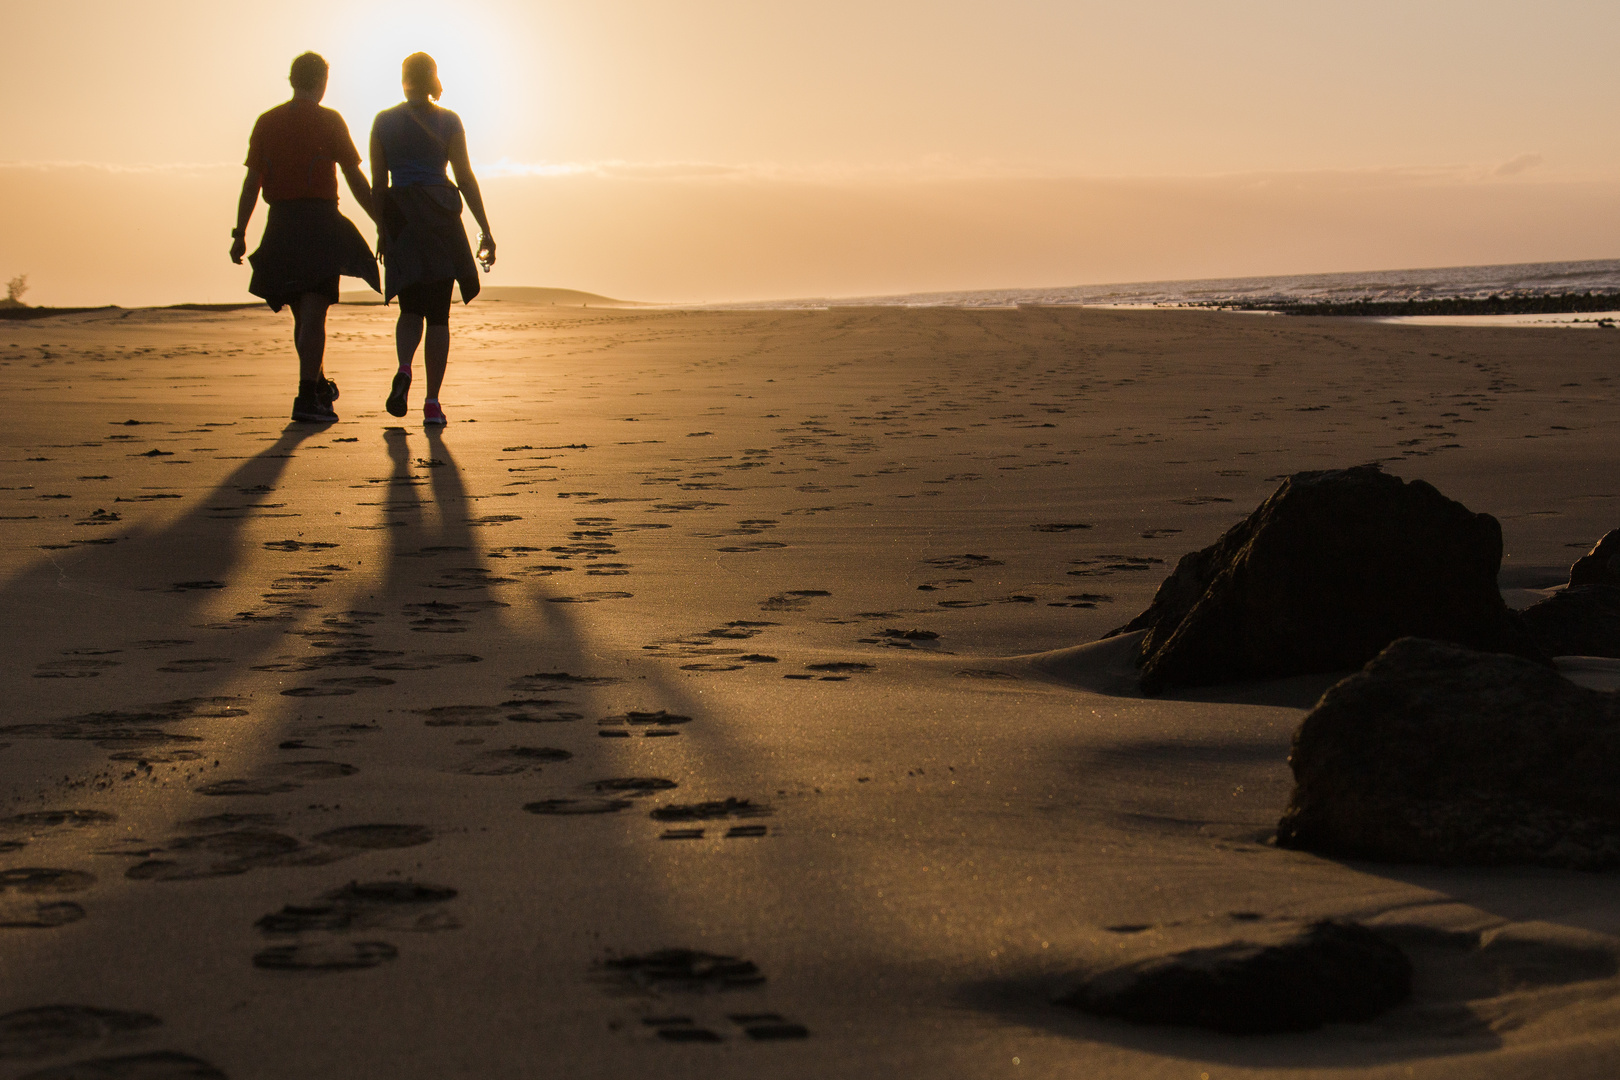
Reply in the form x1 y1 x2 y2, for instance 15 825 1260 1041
245 99 362 203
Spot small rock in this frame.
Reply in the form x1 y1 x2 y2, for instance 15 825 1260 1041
1059 918 1411 1034
1278 637 1620 868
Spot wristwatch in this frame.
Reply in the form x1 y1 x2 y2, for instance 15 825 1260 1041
231 228 244 239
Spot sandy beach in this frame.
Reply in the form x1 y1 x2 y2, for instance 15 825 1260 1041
3 302 1620 1078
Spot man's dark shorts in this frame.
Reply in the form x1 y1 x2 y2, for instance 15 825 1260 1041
247 198 378 313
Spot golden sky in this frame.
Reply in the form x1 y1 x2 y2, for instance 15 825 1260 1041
4 0 1618 304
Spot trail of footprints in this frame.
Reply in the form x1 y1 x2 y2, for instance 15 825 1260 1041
5 578 852 1066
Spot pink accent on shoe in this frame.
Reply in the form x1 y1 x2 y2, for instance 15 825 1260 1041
423 400 447 425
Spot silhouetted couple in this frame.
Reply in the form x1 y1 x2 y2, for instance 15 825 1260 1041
230 51 496 425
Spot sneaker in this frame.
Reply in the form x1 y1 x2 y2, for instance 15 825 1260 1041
320 376 340 404
292 394 337 423
423 400 447 426
386 370 411 417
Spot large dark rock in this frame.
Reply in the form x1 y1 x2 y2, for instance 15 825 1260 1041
1059 918 1411 1034
1519 531 1620 658
1278 637 1620 868
1569 529 1620 587
1110 466 1546 694
1520 585 1620 658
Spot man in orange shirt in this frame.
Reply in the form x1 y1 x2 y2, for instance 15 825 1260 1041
231 52 380 423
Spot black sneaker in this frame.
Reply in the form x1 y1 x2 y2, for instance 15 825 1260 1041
386 370 411 417
292 394 338 423
320 377 340 404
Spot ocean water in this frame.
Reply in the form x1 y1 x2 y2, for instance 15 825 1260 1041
710 258 1620 310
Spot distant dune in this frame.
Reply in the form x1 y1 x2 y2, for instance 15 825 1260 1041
338 285 643 307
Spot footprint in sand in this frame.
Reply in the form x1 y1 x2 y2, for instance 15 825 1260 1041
785 662 874 682
546 590 634 604
760 590 830 612
597 711 691 739
0 1005 162 1062
447 746 573 775
0 869 95 929
0 810 117 853
154 658 233 674
416 705 503 728
638 1011 809 1044
1067 554 1165 577
253 882 456 973
523 798 634 816
253 941 397 972
922 554 1004 571
504 699 584 724
652 799 773 841
33 658 120 680
194 760 356 796
523 778 678 816
311 825 434 849
508 671 620 693
17 1050 228 1078
120 819 431 881
1049 592 1114 609
601 948 764 990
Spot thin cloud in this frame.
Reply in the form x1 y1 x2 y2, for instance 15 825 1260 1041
1495 153 1544 178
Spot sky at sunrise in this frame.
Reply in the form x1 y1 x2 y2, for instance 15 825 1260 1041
4 0 1618 305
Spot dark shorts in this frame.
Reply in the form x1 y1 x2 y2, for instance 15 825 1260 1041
247 198 379 313
280 276 340 312
398 278 453 325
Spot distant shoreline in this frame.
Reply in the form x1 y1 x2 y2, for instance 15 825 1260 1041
1216 291 1620 318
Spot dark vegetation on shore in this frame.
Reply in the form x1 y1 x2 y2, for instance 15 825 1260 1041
1221 291 1620 319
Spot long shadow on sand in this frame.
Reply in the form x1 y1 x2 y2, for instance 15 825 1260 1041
3 424 329 742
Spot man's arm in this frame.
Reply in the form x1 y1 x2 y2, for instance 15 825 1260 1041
447 131 495 267
369 129 390 255
341 162 376 224
230 168 261 264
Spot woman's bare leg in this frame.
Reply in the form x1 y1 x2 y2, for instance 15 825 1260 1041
424 326 449 400
396 311 424 371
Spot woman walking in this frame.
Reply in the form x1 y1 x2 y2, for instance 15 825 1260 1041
370 52 496 425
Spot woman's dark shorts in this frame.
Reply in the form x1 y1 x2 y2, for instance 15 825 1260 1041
399 278 454 326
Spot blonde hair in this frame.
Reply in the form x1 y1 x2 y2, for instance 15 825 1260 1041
402 52 442 100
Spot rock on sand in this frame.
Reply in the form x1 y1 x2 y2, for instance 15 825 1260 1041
1278 636 1620 869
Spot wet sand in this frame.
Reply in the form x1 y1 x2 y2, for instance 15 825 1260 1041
2 303 1619 1078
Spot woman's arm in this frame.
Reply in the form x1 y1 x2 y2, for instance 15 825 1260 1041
448 129 495 267
230 167 261 264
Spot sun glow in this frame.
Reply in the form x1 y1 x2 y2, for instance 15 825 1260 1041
323 0 538 169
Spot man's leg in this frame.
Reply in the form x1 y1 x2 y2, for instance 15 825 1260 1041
291 291 336 421
294 291 330 383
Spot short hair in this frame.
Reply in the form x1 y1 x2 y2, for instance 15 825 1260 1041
402 52 442 100
289 52 329 92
